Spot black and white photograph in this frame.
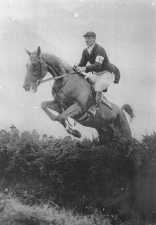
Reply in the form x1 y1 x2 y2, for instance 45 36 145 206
0 0 155 224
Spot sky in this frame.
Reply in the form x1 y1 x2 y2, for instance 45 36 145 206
0 0 156 139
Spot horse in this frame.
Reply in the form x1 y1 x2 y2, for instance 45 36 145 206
23 46 134 143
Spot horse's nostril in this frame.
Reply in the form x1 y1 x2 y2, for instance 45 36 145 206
23 85 29 91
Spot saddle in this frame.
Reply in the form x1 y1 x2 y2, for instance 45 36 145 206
73 67 112 113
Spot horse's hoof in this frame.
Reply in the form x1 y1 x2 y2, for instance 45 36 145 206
66 127 81 138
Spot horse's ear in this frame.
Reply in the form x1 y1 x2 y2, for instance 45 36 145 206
37 46 41 57
25 49 31 56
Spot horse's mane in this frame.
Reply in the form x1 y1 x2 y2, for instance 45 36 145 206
42 53 74 74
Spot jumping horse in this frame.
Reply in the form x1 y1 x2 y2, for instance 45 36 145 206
23 46 134 142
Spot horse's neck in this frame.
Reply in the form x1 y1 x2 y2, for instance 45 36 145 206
42 53 73 75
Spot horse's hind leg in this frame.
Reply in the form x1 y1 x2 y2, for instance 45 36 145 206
118 111 132 139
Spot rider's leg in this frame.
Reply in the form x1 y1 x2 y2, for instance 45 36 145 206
94 72 115 109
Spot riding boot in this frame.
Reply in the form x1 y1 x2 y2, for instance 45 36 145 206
86 92 101 117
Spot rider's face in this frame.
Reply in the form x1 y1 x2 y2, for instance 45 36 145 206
84 37 96 47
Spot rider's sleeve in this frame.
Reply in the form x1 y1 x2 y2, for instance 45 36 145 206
78 50 87 67
85 47 106 72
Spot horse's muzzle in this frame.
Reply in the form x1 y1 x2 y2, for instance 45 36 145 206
23 84 38 93
23 84 30 91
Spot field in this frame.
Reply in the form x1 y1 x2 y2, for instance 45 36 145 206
0 129 156 224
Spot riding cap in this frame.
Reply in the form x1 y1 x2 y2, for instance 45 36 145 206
10 125 16 129
83 31 96 38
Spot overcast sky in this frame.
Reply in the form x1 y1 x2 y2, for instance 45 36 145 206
0 0 156 139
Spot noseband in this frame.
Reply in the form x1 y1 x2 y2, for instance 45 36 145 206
31 57 48 80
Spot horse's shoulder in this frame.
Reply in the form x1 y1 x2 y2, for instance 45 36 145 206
68 73 92 89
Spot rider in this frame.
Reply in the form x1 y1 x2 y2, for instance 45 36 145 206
74 31 120 109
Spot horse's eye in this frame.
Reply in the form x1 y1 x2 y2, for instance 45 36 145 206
32 61 37 65
32 63 39 70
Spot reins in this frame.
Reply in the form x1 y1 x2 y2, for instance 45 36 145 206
37 56 85 86
38 62 77 85
38 74 68 85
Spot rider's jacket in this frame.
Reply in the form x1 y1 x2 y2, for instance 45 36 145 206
78 43 120 83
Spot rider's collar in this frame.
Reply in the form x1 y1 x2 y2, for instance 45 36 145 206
87 43 96 54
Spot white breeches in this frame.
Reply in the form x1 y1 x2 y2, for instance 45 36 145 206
87 71 115 92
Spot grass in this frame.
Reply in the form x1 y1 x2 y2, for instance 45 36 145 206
0 193 111 225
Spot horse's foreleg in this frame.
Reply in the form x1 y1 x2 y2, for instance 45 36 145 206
41 100 65 124
56 102 82 122
56 103 83 138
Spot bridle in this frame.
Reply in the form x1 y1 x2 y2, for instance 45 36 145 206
34 57 77 86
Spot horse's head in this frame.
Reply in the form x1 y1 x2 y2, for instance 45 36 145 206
23 46 48 92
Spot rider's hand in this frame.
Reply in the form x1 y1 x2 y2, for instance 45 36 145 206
73 65 81 72
73 64 78 71
79 67 86 73
73 65 86 74
75 66 86 73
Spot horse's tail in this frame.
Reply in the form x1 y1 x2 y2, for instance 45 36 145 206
121 104 135 121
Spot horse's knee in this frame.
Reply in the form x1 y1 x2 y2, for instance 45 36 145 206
41 101 48 110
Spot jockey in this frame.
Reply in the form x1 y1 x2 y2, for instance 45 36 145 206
74 31 120 109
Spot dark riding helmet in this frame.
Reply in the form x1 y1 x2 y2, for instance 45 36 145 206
83 31 96 38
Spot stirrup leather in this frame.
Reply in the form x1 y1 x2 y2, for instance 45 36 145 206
101 94 112 110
